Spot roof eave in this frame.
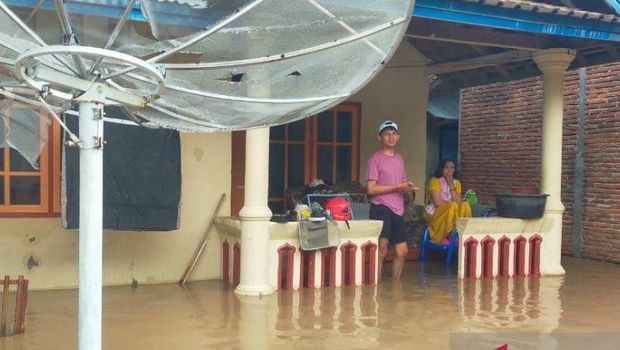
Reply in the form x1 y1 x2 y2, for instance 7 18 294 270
414 0 620 43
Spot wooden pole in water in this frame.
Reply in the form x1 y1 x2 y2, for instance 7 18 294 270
13 276 27 335
1 276 9 336
179 193 226 286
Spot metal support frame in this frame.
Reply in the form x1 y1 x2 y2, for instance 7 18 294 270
603 0 620 15
163 18 408 70
14 45 164 107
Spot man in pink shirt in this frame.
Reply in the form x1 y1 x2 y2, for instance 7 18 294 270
366 120 418 280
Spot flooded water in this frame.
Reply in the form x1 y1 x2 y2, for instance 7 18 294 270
2 257 620 349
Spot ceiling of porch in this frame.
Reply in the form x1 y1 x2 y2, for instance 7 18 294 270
407 0 620 90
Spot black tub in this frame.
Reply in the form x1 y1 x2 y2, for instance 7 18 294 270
495 193 548 219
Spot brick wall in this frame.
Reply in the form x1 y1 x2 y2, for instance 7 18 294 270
460 63 620 263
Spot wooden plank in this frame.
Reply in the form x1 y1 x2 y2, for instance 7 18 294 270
1 276 10 337
21 280 29 334
14 278 28 335
407 18 547 51
179 193 226 286
556 7 573 16
13 276 25 335
429 49 532 74
602 14 616 22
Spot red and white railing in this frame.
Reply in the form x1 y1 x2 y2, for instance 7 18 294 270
457 217 553 279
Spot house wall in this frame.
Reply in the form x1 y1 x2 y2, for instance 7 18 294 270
460 63 620 263
0 41 429 290
350 42 429 204
0 133 231 290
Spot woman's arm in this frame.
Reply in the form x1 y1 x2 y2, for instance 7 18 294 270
451 180 462 203
367 180 413 195
430 190 446 207
429 177 446 206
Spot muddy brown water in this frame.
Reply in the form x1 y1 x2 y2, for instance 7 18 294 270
2 257 620 349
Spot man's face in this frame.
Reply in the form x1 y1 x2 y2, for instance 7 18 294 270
378 128 400 147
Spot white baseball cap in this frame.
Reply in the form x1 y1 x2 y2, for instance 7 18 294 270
378 120 398 134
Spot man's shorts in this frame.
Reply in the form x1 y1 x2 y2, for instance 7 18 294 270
369 203 407 245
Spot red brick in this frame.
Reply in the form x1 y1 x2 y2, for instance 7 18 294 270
461 63 620 264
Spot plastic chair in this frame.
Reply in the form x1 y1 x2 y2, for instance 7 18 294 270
419 206 492 268
419 226 458 267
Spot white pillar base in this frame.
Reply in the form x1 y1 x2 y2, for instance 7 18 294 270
234 284 275 297
235 218 274 296
540 211 566 276
540 265 566 276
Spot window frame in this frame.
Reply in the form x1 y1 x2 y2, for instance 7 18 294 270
267 102 361 212
268 118 312 212
0 106 61 217
311 103 361 184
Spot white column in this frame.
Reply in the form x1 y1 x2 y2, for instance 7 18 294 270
235 127 275 296
78 101 104 350
236 295 276 349
532 48 575 276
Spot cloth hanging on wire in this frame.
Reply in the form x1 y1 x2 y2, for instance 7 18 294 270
62 106 181 231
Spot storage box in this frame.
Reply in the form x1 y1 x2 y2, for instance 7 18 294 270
351 203 370 220
495 193 548 219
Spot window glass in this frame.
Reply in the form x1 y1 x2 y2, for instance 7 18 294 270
336 146 352 182
288 144 305 187
268 144 285 197
0 107 60 214
317 111 333 142
336 111 353 142
270 124 285 141
317 145 333 184
288 119 305 141
9 108 41 170
10 149 37 171
10 176 40 205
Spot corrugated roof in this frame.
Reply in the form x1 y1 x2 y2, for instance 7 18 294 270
428 89 460 120
410 0 620 88
463 0 620 22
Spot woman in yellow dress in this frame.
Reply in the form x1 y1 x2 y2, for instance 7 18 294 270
424 159 472 243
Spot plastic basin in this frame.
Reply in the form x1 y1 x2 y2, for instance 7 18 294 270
495 193 548 219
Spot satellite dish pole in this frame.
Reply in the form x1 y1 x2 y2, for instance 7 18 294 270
14 45 165 350
75 88 105 350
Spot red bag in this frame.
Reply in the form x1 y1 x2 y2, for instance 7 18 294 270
324 197 352 221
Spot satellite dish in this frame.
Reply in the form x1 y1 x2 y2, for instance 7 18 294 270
0 1 414 349
1 0 413 131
